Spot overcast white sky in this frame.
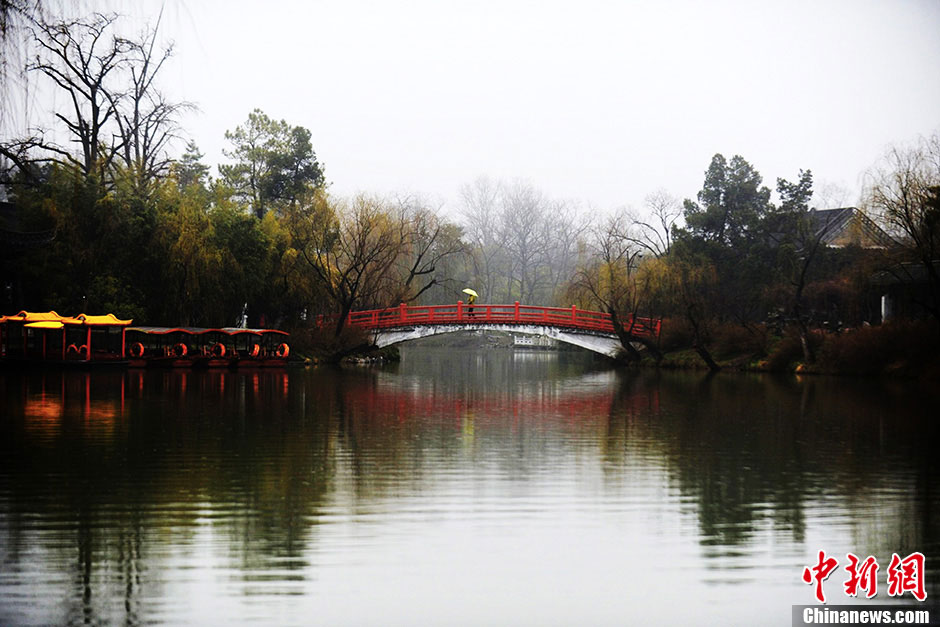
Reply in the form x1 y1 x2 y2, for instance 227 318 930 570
55 0 940 214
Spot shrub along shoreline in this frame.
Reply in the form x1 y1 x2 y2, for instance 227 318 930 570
640 320 940 379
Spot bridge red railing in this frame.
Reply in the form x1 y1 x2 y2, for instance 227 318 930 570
339 302 661 339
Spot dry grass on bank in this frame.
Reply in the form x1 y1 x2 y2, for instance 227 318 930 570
652 319 940 378
812 321 940 377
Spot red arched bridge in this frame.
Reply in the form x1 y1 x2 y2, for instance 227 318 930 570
336 302 661 358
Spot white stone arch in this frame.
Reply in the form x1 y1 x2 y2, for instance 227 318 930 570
370 323 629 359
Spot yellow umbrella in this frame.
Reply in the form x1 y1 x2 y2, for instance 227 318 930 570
462 288 479 298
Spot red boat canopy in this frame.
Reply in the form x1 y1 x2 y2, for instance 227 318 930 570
127 326 288 336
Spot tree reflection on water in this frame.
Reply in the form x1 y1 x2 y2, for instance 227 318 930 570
1 355 938 625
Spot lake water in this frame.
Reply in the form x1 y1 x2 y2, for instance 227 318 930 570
1 347 938 626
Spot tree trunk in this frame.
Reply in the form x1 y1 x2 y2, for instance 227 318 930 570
686 305 721 371
608 308 650 362
333 302 352 338
692 343 721 371
796 318 816 364
633 335 664 362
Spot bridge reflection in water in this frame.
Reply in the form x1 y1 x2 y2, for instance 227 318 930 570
0 353 938 626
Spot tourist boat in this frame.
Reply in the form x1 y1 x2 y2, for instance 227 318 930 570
0 311 132 366
1 311 291 369
125 326 199 368
217 327 291 368
125 326 290 368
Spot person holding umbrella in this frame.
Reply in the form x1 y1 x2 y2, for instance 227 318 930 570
462 288 478 317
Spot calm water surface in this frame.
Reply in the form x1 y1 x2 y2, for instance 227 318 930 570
1 347 938 626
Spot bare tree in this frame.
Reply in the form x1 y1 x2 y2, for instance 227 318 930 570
569 212 659 360
575 212 641 308
290 193 410 337
2 11 186 192
459 176 507 301
501 180 554 303
461 177 592 306
391 194 467 304
543 200 590 303
776 169 819 362
111 11 193 195
814 180 853 210
864 132 940 323
28 13 129 180
0 136 54 185
623 189 682 258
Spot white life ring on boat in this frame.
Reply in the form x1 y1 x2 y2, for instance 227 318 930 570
129 342 144 358
276 343 290 358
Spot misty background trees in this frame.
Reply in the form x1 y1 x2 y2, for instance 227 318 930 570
2 8 938 361
458 176 588 306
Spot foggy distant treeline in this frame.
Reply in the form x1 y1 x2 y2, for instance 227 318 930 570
2 10 938 362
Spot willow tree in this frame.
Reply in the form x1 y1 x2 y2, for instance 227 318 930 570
567 211 661 361
649 251 721 370
150 177 222 325
287 193 402 336
1 0 46 132
288 192 467 339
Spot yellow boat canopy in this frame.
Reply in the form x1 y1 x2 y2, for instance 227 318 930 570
0 311 132 326
24 321 65 329
75 313 132 326
0 311 70 323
